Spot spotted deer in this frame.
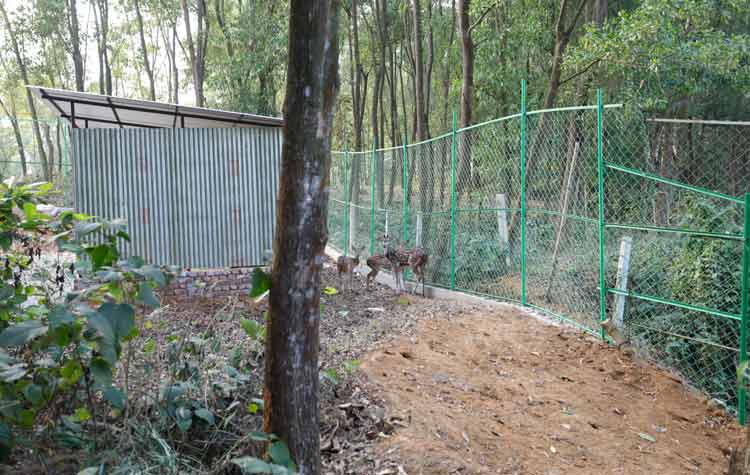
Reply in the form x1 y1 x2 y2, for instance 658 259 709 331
336 245 364 291
364 235 392 288
408 246 428 296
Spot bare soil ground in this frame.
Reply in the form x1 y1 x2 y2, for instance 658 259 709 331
359 305 743 475
14 255 739 474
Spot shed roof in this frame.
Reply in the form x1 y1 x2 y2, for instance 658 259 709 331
28 86 283 129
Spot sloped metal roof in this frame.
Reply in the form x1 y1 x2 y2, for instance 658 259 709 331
27 86 283 129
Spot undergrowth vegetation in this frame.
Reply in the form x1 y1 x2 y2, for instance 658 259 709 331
0 178 296 474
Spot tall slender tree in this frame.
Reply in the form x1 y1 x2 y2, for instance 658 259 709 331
181 0 209 107
134 0 156 101
263 1 340 474
64 0 85 92
0 1 50 180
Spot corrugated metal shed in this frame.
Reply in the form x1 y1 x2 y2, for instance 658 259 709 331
72 127 282 268
28 86 283 129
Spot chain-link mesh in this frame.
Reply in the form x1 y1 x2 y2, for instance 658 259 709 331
329 106 750 418
0 118 73 205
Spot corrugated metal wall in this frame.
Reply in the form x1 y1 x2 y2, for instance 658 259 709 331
72 127 282 268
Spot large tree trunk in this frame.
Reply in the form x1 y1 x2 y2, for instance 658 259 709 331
0 1 49 180
412 0 428 142
458 0 473 129
94 0 113 95
0 96 27 176
181 0 209 107
65 0 85 92
263 2 340 474
134 0 156 101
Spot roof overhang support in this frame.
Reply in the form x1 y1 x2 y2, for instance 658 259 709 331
106 97 124 129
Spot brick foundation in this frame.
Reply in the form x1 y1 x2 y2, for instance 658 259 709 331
160 267 257 298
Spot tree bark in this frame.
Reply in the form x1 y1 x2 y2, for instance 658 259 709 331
412 0 428 142
94 0 113 95
181 0 209 107
0 1 49 180
0 95 27 175
458 0 473 129
263 2 340 474
65 0 85 92
134 0 156 101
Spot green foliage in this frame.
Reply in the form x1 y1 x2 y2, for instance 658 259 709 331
626 197 743 403
0 178 173 461
567 0 750 116
250 268 272 298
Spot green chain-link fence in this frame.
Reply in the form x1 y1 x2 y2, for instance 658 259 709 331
329 82 750 424
0 117 72 205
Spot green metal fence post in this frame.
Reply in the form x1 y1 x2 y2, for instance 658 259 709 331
403 136 409 244
520 80 528 306
370 144 377 255
450 112 458 289
739 192 750 425
343 147 350 254
596 89 607 340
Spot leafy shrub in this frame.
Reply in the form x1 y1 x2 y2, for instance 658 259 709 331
0 178 173 460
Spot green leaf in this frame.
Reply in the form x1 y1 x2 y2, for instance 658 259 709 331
143 339 156 354
127 256 145 268
22 202 36 219
90 358 112 387
72 407 91 422
140 266 167 287
194 408 215 425
638 432 656 443
269 441 295 469
22 384 43 405
86 244 119 271
231 457 273 474
247 402 260 414
250 268 272 298
99 303 135 340
61 360 83 384
175 407 192 432
103 387 125 410
241 319 263 340
0 320 48 347
137 282 160 308
321 368 339 385
322 287 338 295
0 421 13 461
48 306 75 329
86 311 115 342
74 221 101 236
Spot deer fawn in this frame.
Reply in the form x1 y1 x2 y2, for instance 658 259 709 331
336 245 364 291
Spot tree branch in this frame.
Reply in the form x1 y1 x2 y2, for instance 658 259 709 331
468 1 499 34
558 55 604 86
564 0 589 37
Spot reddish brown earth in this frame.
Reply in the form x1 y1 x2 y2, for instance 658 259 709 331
360 305 743 475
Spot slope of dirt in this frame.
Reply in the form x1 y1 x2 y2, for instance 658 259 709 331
360 305 742 475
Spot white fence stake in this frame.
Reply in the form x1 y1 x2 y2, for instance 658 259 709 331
496 193 510 267
416 213 423 247
614 236 633 329
348 206 357 253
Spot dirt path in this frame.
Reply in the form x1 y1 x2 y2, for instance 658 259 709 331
360 305 742 475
